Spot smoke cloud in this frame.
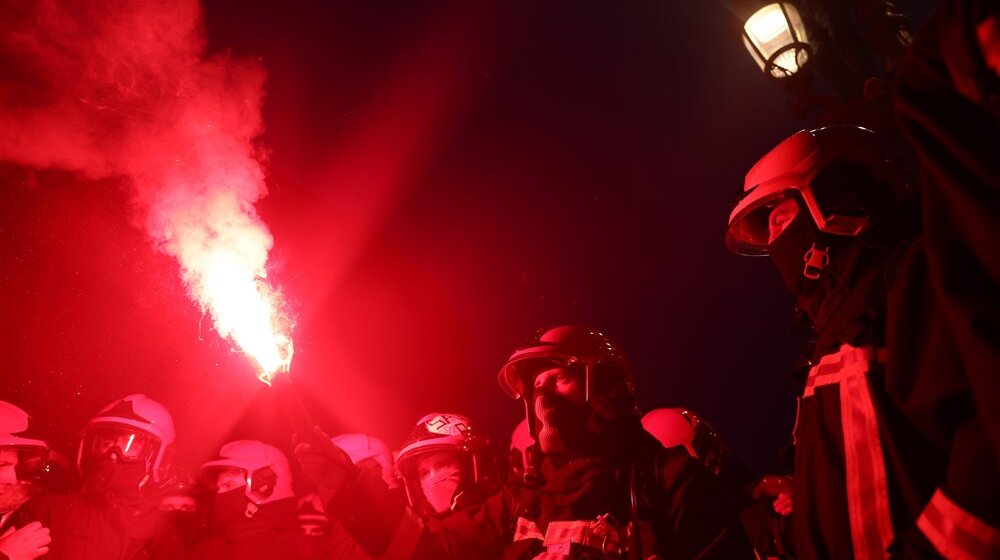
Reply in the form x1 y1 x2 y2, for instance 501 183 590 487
1 0 292 374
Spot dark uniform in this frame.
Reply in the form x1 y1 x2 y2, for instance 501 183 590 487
31 489 183 560
299 326 753 559
185 496 305 560
331 422 747 559
725 7 1000 550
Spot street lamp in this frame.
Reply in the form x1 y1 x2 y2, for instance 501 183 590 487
743 3 811 78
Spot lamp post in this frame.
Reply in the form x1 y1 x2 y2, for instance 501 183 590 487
742 3 812 79
736 0 913 134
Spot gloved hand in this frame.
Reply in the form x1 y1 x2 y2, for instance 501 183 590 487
752 475 793 516
0 522 51 560
294 425 356 505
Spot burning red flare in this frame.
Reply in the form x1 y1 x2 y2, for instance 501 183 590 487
0 0 293 382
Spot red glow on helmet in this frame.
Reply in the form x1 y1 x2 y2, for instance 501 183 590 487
201 439 294 505
77 394 175 484
726 126 902 256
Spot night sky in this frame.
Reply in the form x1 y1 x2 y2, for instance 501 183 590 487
3 1 932 479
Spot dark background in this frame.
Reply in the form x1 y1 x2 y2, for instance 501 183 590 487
0 1 935 478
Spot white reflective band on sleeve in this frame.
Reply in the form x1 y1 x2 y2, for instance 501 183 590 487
377 506 425 560
917 489 1000 560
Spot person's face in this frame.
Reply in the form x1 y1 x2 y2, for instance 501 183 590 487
159 494 197 512
768 197 800 244
214 468 247 494
416 451 462 514
417 452 461 487
0 449 19 484
533 367 585 406
532 366 586 454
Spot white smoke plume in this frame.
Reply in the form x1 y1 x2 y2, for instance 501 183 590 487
1 0 292 377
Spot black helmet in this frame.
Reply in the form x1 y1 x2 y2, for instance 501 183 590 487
498 326 637 422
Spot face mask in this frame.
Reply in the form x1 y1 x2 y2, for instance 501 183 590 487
88 459 149 496
767 211 828 298
209 488 252 528
164 510 200 540
0 482 36 514
420 465 461 514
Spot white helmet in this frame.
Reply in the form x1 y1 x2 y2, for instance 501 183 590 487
201 440 294 506
396 413 498 517
331 433 397 488
0 401 49 483
642 408 724 475
78 394 175 484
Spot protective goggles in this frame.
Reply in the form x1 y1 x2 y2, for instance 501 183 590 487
200 466 278 503
81 425 158 463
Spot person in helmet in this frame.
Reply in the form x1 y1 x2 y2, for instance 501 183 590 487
308 433 407 560
0 401 52 560
188 439 307 560
726 124 1000 558
642 407 793 559
506 418 535 482
395 413 499 519
32 393 183 559
295 326 753 559
157 475 204 546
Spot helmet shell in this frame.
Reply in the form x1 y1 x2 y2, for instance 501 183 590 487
0 401 48 449
78 394 175 483
642 408 724 475
201 439 294 505
507 418 535 480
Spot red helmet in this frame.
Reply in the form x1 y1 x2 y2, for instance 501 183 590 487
507 418 535 481
0 401 49 483
395 413 498 517
642 408 724 475
201 440 294 512
498 325 636 421
78 394 175 485
726 125 909 256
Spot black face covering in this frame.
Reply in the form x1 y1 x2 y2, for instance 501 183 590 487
534 390 598 459
87 460 149 499
767 210 827 297
209 488 251 528
164 510 201 541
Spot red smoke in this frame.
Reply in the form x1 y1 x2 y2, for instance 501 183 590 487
1 0 292 378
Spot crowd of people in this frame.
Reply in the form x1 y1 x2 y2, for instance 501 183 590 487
1 328 796 560
2 0 998 558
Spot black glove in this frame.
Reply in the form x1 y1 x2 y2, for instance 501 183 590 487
294 425 356 505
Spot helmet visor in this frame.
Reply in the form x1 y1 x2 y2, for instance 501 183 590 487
200 466 249 493
498 352 582 399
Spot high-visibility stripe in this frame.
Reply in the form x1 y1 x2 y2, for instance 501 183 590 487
513 517 544 542
803 346 887 397
917 489 1000 560
804 343 893 559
